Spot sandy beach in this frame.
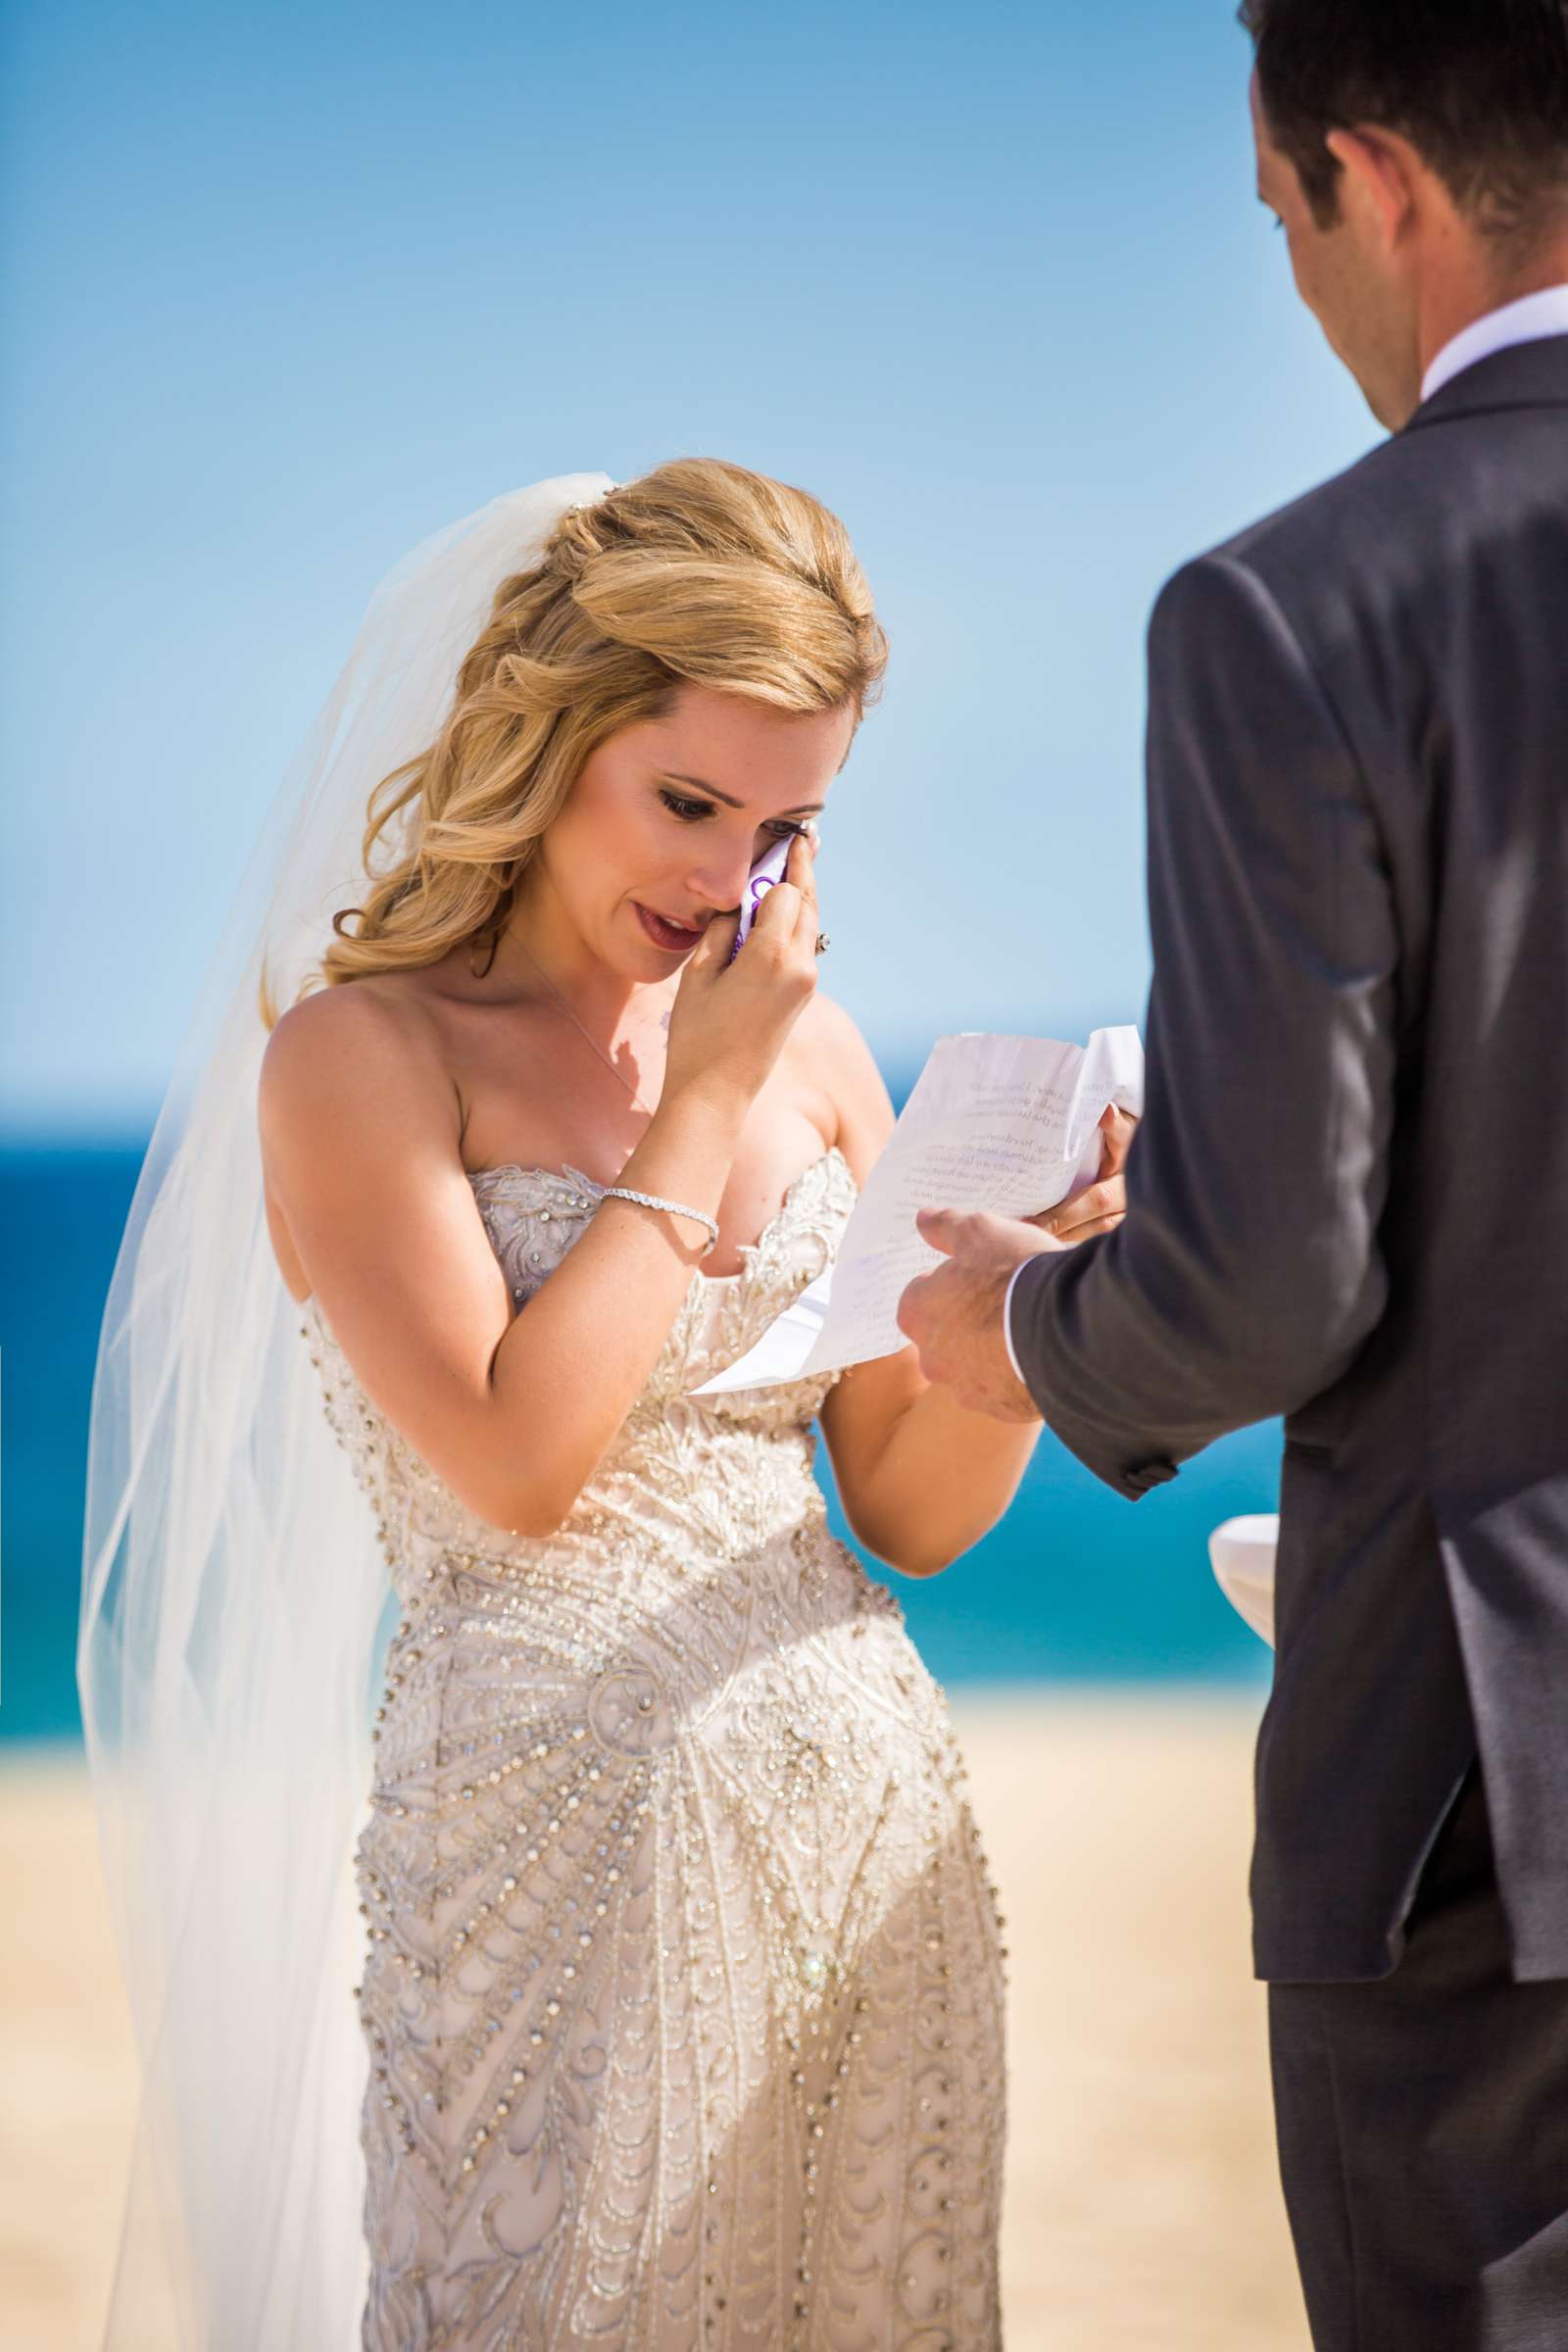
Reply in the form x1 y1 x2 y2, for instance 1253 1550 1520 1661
2 1690 1307 2349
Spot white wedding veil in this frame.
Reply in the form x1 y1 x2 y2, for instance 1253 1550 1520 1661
77 471 615 2349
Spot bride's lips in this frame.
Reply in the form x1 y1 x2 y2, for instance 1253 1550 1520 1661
635 903 706 954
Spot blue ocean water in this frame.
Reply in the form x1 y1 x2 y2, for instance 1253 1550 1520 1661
0 1127 1277 1747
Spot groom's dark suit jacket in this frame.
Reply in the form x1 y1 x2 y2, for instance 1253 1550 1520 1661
1010 334 1568 1984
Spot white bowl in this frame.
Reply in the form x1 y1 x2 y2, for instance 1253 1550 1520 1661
1208 1513 1279 1646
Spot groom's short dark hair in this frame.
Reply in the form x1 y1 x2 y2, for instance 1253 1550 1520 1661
1240 0 1568 237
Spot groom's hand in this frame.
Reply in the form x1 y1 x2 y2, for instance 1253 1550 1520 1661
896 1109 1139 1420
896 1211 1062 1423
1028 1104 1140 1245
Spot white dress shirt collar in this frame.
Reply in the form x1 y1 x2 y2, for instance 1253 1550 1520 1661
1421 283 1568 406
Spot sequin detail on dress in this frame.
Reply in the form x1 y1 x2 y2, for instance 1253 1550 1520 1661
301 1145 1006 2349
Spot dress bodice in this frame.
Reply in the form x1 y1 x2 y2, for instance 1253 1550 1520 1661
464 1143 853 1406
303 1145 858 1599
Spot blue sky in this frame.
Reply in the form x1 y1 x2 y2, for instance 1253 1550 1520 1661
1 0 1380 1131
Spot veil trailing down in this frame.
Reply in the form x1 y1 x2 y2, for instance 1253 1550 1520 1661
77 474 614 2350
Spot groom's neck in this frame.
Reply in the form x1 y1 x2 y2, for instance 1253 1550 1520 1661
1415 220 1568 385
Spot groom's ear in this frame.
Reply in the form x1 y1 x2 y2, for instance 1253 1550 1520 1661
1324 124 1424 258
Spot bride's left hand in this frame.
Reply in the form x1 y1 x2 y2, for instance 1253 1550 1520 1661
1027 1103 1139 1246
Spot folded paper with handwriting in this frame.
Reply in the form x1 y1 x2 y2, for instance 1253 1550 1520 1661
693 1025 1145 1396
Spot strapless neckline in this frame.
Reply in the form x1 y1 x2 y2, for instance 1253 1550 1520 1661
465 1143 850 1289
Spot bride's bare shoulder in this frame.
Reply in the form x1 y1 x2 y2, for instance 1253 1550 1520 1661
262 971 446 1093
260 974 458 1181
794 992 896 1187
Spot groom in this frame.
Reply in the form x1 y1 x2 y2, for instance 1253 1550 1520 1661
898 5 1568 2344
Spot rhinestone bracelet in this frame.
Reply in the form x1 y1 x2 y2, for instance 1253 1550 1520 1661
598 1185 719 1258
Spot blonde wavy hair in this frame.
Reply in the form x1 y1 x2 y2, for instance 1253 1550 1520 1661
263 458 887 1026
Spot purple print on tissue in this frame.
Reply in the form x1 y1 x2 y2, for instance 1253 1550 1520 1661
728 831 799 965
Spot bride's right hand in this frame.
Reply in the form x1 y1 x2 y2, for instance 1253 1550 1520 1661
660 829 822 1117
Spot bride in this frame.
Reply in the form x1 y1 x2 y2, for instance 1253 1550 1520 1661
79 461 1097 2349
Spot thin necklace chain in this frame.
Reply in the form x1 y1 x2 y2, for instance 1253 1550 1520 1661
504 930 668 1121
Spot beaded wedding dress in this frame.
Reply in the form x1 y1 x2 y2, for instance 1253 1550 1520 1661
301 1140 1006 2350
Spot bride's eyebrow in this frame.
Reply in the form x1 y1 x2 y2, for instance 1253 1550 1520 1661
658 770 825 816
